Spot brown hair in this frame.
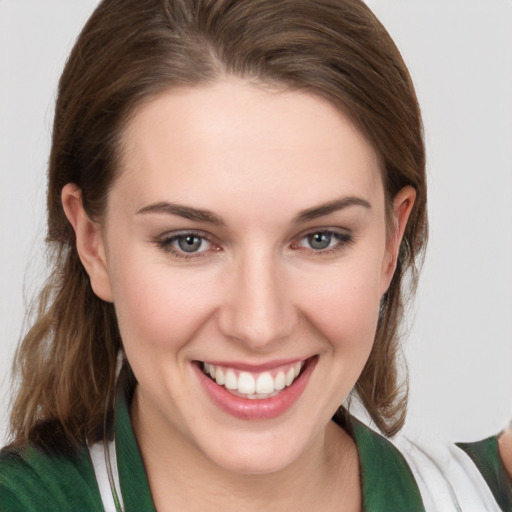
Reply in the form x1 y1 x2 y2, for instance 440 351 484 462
9 0 427 448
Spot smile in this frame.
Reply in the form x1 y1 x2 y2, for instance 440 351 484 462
201 361 304 399
195 357 317 420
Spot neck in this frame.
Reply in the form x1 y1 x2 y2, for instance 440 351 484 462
130 390 361 512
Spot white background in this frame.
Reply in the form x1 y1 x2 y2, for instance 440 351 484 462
1 0 511 444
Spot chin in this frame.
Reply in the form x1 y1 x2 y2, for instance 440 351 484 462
205 441 303 476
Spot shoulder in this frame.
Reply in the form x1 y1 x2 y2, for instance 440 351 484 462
0 440 103 512
394 433 504 511
457 435 512 512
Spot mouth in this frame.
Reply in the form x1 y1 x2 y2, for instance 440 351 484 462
200 359 307 399
194 356 317 420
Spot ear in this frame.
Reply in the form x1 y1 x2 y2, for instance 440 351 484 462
61 183 113 302
380 185 416 294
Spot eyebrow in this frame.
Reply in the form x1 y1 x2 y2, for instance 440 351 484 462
136 195 371 226
294 196 371 223
136 202 226 226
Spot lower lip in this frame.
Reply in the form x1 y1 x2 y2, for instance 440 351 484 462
194 358 317 420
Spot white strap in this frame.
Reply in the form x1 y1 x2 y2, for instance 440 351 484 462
89 439 125 512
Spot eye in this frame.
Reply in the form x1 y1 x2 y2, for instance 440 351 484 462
155 231 215 257
176 234 205 253
307 232 335 250
293 230 353 253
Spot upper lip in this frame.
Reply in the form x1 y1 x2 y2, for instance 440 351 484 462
196 356 314 373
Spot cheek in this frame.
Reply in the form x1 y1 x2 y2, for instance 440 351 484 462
109 258 218 356
296 257 383 352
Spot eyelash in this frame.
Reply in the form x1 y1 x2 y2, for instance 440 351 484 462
154 229 354 260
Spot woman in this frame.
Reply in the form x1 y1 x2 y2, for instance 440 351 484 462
0 0 500 510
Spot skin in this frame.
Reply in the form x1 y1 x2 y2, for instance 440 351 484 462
63 78 415 511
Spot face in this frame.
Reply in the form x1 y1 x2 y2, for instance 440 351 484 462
66 78 412 475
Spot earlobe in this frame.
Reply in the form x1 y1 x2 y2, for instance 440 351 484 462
380 185 416 293
61 183 113 302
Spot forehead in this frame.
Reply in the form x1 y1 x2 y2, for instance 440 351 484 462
114 78 384 218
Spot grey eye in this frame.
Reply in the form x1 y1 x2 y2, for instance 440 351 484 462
307 232 333 250
177 234 203 253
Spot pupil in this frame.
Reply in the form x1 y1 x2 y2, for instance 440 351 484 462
309 232 331 250
178 235 202 252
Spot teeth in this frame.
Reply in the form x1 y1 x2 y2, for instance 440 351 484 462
202 360 305 398
285 367 295 386
274 371 285 391
215 367 225 386
238 372 255 394
256 372 274 394
225 369 237 390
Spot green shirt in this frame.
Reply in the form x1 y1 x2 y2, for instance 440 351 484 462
0 394 425 511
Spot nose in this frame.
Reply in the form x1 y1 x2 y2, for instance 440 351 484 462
217 249 297 350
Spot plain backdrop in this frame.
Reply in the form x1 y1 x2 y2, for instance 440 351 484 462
1 0 511 444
